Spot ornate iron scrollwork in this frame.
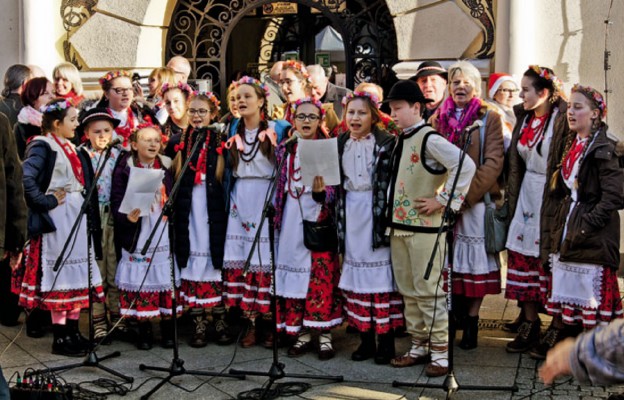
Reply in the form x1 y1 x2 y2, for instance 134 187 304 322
60 0 98 68
461 0 495 59
166 0 398 97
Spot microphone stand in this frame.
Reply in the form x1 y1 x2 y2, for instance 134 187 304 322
138 128 244 400
26 143 133 383
229 142 343 398
392 124 517 399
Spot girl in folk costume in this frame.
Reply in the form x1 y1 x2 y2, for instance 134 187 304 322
97 70 158 148
430 61 505 350
534 85 623 359
20 99 105 356
337 91 403 365
111 125 179 350
161 82 193 159
222 76 289 348
334 82 401 137
173 92 233 348
504 66 570 354
274 98 342 360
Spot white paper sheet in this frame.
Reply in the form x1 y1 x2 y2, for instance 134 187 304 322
118 166 165 217
298 137 340 186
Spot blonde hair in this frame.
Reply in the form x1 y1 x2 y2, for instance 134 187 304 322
53 62 83 96
447 60 482 98
149 67 177 96
355 82 384 102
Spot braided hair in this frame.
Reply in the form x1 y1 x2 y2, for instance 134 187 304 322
229 82 273 172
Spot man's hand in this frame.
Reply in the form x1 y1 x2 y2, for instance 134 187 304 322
539 337 575 384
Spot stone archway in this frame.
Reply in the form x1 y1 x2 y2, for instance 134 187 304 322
166 0 399 97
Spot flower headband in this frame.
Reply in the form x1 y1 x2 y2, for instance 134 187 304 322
40 99 73 114
290 97 325 117
528 65 563 93
161 82 194 98
342 91 381 109
283 60 310 79
194 91 221 110
99 70 132 87
234 76 270 98
571 84 608 119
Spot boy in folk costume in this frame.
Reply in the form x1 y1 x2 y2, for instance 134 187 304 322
385 80 476 377
77 108 126 343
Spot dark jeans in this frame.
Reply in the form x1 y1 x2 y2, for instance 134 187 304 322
0 258 21 325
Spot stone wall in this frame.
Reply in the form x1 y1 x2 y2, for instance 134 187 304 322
0 1 21 80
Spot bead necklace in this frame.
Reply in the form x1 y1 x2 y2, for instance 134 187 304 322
187 128 211 185
240 128 261 162
287 147 304 199
561 135 588 180
519 113 550 149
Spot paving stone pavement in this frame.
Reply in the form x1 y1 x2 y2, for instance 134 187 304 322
1 290 623 400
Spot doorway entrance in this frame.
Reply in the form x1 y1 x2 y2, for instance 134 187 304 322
166 0 398 98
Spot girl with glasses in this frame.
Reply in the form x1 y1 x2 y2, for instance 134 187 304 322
96 70 158 148
273 98 342 360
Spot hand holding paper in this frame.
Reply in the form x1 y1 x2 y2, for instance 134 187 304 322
298 137 340 187
119 166 165 217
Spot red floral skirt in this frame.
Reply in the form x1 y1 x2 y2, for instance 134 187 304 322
17 236 104 311
180 279 222 308
342 290 405 334
222 268 272 314
544 266 622 329
505 250 544 302
119 289 182 320
447 270 501 298
276 252 343 334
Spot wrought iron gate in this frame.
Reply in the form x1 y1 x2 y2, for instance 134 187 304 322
166 0 398 97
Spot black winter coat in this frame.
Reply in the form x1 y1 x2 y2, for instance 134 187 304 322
546 127 623 269
14 123 41 160
173 127 227 269
336 126 396 251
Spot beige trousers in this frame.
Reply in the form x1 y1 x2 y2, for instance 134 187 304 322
390 233 448 344
93 206 120 316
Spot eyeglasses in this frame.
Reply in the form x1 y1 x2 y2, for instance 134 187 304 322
295 113 320 121
498 88 519 94
111 87 132 95
188 108 209 117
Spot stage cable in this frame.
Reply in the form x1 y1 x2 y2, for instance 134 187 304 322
603 0 614 123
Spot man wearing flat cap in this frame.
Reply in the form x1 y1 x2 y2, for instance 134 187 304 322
409 61 448 122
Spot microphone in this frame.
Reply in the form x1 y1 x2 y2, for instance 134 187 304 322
285 131 301 153
464 120 483 133
105 137 123 150
206 122 226 134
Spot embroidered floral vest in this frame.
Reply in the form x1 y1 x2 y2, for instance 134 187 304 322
389 126 447 232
